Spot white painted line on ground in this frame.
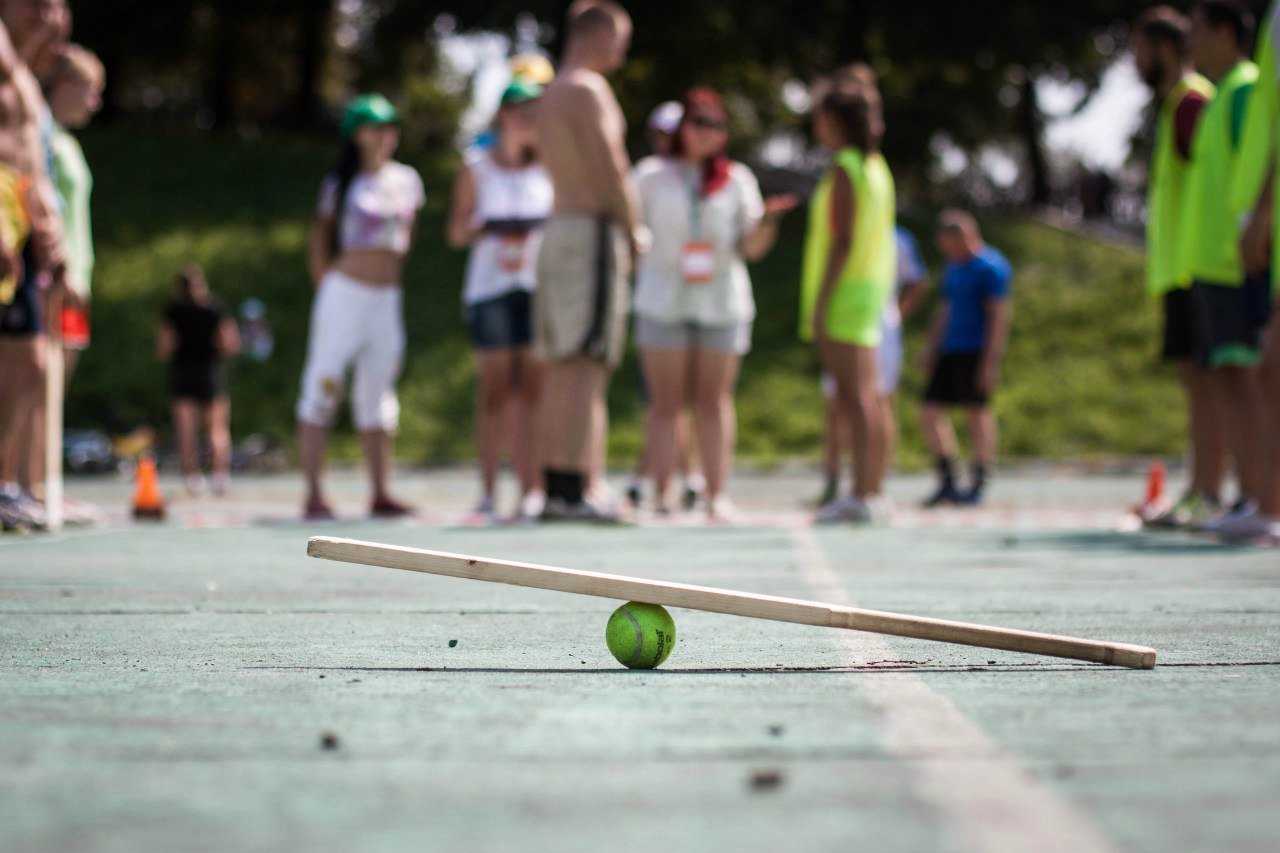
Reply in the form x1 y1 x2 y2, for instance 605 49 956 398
789 526 1118 853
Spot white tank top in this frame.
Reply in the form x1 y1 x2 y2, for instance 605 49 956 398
317 161 424 255
462 150 554 305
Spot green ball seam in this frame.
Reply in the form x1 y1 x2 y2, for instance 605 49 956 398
619 605 646 667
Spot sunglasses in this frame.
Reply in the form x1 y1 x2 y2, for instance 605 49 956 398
688 115 728 131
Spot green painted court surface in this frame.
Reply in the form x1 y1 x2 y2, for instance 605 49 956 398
2 471 1278 852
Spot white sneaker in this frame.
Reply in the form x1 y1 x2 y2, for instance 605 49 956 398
184 474 207 497
514 490 546 523
706 495 742 525
1201 501 1259 535
211 472 230 497
863 494 896 523
814 495 870 525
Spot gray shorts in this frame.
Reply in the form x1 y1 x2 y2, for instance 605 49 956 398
634 315 752 355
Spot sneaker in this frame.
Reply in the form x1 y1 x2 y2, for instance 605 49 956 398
184 474 208 497
863 494 896 523
303 497 336 521
211 472 230 498
467 496 498 525
682 474 706 512
814 495 870 525
813 477 840 510
706 495 742 525
955 486 986 507
921 482 964 509
1148 493 1221 530
1207 504 1271 540
625 480 644 509
370 496 416 519
513 490 546 524
577 493 624 524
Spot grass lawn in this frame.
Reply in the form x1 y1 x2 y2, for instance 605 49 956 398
71 127 1179 469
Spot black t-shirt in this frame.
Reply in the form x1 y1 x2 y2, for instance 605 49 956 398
164 300 225 365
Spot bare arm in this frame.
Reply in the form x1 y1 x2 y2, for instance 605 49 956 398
741 195 798 262
157 323 176 361
979 298 1012 392
217 317 242 358
446 166 480 249
811 171 854 342
898 277 929 321
1242 171 1274 276
307 218 333 287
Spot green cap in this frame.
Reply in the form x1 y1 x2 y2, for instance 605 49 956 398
341 93 399 138
500 77 543 107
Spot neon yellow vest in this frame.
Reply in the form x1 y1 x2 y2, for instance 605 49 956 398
1147 73 1214 295
799 148 897 344
1181 61 1259 286
1231 5 1279 292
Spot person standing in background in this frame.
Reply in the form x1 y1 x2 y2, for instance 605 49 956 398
626 97 705 513
46 43 101 375
1179 1 1269 538
0 10 66 530
801 81 897 525
1232 0 1280 546
1133 6 1221 530
297 94 424 520
632 87 794 522
533 1 638 522
448 78 552 523
158 265 240 497
918 212 1012 508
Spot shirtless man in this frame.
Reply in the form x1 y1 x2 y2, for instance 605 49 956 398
534 1 640 521
0 11 67 528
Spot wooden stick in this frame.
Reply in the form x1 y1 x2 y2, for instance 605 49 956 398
307 536 1158 669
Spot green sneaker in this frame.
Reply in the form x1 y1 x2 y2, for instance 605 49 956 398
1146 492 1220 530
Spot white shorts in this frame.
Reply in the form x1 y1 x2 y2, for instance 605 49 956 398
296 270 405 432
877 321 903 395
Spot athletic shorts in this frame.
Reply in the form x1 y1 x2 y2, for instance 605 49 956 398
924 351 988 406
534 215 630 368
466 289 533 350
634 315 752 356
1191 276 1272 368
0 244 40 338
296 270 405 432
171 361 225 404
1161 288 1195 363
61 305 90 349
877 321 903 395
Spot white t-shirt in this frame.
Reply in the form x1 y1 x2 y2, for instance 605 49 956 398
633 158 764 325
317 161 425 255
462 150 554 304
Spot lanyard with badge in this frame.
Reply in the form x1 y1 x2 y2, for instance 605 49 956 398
681 168 715 285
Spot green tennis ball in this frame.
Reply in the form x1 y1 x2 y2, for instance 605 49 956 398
605 602 677 669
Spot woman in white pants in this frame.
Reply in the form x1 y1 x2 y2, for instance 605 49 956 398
297 94 424 520
447 79 552 522
633 88 795 522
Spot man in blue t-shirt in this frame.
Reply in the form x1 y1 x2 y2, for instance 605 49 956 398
919 210 1013 507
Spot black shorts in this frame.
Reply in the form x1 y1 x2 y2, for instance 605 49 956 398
924 351 989 406
466 289 533 350
1191 275 1272 368
171 361 225 404
0 244 41 338
1161 288 1195 363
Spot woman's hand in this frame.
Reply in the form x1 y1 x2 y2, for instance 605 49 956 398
763 194 799 220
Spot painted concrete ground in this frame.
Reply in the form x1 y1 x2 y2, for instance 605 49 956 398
2 470 1277 852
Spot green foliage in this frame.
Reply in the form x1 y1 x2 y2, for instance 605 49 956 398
72 127 1181 468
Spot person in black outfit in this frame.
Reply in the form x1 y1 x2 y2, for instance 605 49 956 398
157 264 240 496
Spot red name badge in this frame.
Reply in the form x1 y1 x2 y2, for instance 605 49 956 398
498 234 529 273
681 241 715 284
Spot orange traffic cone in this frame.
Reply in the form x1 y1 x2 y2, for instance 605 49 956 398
1133 461 1167 522
132 455 166 521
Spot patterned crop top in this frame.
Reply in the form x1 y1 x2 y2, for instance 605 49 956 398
316 161 425 255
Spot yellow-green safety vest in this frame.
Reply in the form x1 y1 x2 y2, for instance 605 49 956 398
1180 60 1259 286
799 147 897 342
1147 72 1214 296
